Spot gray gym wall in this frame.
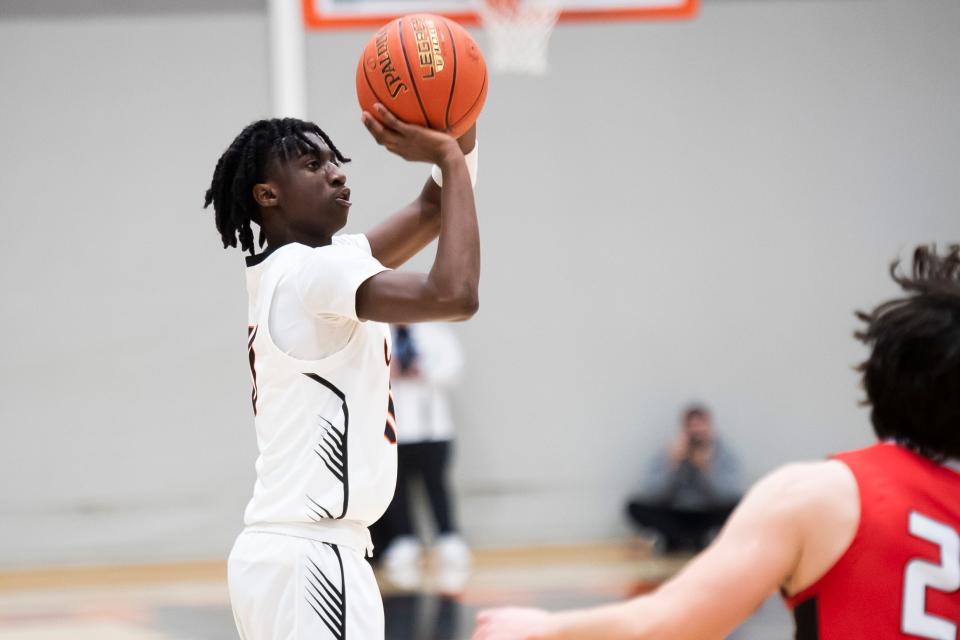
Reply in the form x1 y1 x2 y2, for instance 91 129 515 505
1 0 957 567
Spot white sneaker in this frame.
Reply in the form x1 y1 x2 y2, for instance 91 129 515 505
382 536 423 570
436 564 470 594
434 534 471 568
384 562 422 591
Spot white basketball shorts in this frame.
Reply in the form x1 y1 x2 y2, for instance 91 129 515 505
228 528 384 640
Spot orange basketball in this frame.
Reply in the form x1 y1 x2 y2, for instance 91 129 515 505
356 14 488 139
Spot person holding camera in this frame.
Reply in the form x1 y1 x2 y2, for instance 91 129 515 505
626 405 743 552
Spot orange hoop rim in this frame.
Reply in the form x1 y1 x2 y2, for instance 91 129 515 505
302 0 698 29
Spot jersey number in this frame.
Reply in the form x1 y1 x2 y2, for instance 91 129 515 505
901 511 959 640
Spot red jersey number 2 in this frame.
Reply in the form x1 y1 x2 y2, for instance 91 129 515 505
901 511 959 640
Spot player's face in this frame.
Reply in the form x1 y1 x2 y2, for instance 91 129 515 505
272 135 351 238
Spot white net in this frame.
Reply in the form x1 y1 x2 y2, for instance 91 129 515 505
477 0 561 75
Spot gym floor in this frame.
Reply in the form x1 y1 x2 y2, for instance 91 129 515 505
0 544 791 639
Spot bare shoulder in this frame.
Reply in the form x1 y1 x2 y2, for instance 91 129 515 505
737 460 856 527
755 460 860 595
754 460 857 503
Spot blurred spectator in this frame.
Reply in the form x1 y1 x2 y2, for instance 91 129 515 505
379 323 470 571
626 404 743 552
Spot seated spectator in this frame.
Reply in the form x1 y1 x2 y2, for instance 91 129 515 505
626 404 743 552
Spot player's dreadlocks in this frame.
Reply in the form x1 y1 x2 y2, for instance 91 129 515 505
856 244 960 462
204 118 350 255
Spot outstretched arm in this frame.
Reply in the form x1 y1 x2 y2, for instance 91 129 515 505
356 105 480 324
473 464 840 640
366 125 476 269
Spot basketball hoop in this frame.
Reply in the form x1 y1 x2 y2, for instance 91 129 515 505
477 0 561 76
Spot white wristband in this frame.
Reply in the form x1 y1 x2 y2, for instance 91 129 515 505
431 141 479 188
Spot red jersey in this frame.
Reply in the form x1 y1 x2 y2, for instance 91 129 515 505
784 443 960 639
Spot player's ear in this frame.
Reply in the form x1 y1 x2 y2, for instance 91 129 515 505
253 183 279 208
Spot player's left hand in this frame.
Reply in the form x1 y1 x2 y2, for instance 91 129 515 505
362 103 459 165
473 607 559 640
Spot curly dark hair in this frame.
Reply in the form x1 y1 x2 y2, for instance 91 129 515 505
203 118 350 255
856 245 960 462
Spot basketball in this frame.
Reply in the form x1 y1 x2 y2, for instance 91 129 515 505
356 14 488 138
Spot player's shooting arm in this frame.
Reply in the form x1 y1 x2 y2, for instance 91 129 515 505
474 465 829 640
366 124 477 269
357 105 479 323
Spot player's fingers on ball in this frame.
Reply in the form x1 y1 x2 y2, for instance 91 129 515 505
374 127 403 150
360 111 377 129
372 116 403 139
364 107 402 139
374 103 407 131
368 105 403 136
361 112 387 141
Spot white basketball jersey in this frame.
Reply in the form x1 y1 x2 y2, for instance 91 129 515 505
242 235 397 528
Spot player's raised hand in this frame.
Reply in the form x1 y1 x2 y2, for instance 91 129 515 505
473 607 559 640
362 103 461 165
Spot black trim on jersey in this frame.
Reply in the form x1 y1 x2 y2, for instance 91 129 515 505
305 543 347 639
316 415 347 482
306 495 333 520
303 373 350 519
244 244 280 267
793 596 819 640
384 387 397 444
247 325 259 416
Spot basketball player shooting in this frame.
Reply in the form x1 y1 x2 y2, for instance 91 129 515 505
474 246 960 640
203 105 478 640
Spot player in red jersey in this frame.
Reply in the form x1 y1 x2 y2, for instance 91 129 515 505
473 245 960 640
